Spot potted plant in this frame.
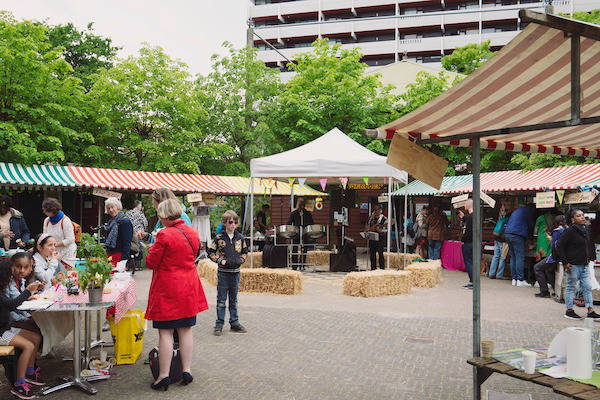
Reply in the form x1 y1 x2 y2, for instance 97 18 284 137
79 258 112 303
76 233 107 260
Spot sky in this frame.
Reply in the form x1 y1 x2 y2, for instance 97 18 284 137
0 0 249 76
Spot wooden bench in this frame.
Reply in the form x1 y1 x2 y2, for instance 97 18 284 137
0 345 17 384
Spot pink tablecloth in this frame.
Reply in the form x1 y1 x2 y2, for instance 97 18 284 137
49 278 137 323
441 240 466 272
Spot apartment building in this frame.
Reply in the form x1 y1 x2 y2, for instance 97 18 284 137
249 0 600 78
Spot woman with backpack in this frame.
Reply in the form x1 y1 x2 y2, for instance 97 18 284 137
42 198 78 268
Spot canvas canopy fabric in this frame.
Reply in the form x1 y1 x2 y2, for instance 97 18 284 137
219 176 324 196
250 128 407 182
0 163 77 188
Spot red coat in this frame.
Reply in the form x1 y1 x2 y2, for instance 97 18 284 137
145 220 208 321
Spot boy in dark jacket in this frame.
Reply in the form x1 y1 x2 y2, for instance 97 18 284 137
208 210 248 336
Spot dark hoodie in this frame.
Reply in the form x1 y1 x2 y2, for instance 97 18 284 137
5 208 30 249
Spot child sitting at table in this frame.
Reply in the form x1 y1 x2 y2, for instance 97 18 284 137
32 234 63 284
0 258 45 399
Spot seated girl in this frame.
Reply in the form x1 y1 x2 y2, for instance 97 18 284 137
32 234 63 284
0 259 44 399
7 253 41 336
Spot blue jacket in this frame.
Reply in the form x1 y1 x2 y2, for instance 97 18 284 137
547 226 565 264
5 278 30 322
504 206 535 238
106 217 133 260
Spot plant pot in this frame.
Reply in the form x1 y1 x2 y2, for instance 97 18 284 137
88 286 103 304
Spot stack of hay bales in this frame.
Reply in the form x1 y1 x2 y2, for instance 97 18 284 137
342 270 413 297
241 252 262 268
196 258 303 295
405 260 443 288
306 250 331 267
383 252 421 270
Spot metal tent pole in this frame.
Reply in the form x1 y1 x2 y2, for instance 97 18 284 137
472 137 482 400
250 178 254 268
387 177 392 269
403 192 408 268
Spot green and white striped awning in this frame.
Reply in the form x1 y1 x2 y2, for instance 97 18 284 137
0 163 77 188
393 175 472 196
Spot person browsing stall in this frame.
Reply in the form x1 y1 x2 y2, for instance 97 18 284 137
426 205 447 260
0 195 30 250
137 188 191 244
504 204 536 287
256 204 270 234
104 197 133 267
534 215 566 298
208 210 248 336
41 198 77 268
366 204 387 270
145 199 208 391
460 199 474 290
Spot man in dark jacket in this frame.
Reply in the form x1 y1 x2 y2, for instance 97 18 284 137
460 199 474 289
0 195 30 250
287 198 314 270
503 204 536 287
557 209 600 320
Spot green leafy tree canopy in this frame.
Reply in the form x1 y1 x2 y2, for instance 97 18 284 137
441 40 494 75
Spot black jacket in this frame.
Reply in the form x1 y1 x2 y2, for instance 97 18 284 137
0 288 31 336
4 209 30 249
208 231 249 273
557 224 595 266
287 208 314 228
461 213 473 243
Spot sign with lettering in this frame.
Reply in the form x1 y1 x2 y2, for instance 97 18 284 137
378 195 388 203
92 188 122 199
565 191 596 204
535 191 555 208
186 193 203 203
348 183 385 190
479 192 496 208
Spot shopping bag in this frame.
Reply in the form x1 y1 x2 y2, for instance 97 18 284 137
148 346 183 383
108 309 146 365
589 261 600 290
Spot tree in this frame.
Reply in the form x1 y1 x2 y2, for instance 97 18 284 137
195 43 282 175
269 39 400 154
46 22 120 90
0 12 92 165
568 9 600 24
87 45 208 173
441 40 494 75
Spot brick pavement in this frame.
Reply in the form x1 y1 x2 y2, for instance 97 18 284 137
0 268 586 400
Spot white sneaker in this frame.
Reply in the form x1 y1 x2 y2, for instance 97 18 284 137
534 282 540 288
517 280 532 287
512 279 517 286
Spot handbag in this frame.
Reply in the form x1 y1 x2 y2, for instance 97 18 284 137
148 346 183 382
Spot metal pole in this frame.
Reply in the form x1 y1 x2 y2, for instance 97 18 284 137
403 193 408 268
387 177 392 269
571 34 581 123
250 178 254 268
472 137 482 400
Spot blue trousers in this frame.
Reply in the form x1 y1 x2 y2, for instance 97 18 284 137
216 271 240 328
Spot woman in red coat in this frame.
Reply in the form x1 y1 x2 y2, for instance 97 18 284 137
145 199 207 391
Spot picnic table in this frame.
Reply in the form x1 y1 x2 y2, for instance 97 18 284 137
468 357 600 399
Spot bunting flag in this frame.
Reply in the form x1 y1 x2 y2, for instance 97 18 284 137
556 189 566 204
339 177 348 189
363 177 369 185
383 177 387 184
274 180 278 189
298 178 306 188
319 178 327 191
288 177 296 185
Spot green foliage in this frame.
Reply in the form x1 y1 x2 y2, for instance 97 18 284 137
269 39 400 154
567 9 600 24
0 12 91 165
46 22 119 90
195 43 282 175
87 45 208 172
79 257 112 291
76 233 107 259
441 40 494 75
400 71 460 115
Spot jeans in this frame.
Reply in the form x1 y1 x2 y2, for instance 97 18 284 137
216 271 240 328
504 233 525 281
565 264 593 309
428 240 443 260
534 257 556 294
369 240 385 270
462 242 473 282
488 240 506 278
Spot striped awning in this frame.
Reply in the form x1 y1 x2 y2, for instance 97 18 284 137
220 176 326 196
67 166 237 194
393 164 600 196
373 12 600 157
0 163 77 188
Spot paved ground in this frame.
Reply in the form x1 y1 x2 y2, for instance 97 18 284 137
0 265 588 400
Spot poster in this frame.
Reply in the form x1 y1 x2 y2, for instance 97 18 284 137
535 192 555 208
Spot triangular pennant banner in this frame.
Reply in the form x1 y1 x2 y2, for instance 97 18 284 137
339 177 348 189
319 178 328 191
383 177 387 184
556 189 565 204
288 177 296 185
274 180 278 189
298 178 306 188
362 177 369 185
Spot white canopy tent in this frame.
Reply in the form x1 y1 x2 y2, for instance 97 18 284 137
249 127 408 268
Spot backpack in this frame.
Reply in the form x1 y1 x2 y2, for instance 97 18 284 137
45 217 82 243
551 230 563 263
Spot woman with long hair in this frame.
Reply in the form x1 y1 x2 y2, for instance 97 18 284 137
137 188 191 243
533 214 567 298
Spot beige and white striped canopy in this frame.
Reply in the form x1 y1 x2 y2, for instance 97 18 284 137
376 12 600 157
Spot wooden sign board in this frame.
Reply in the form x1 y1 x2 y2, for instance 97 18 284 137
386 134 448 190
535 191 556 208
565 191 596 204
202 193 216 205
480 191 496 208
378 195 388 203
348 183 385 190
92 188 122 199
186 193 203 203
452 194 468 209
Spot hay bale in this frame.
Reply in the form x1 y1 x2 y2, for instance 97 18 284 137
196 260 303 295
307 250 332 266
342 270 413 297
383 252 421 270
241 252 262 268
406 260 443 288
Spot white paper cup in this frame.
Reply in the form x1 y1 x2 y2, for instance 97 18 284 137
522 350 536 374
100 350 107 363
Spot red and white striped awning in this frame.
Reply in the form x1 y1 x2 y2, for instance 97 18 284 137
67 166 237 194
374 12 600 157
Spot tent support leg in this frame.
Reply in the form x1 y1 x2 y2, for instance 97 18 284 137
250 178 254 268
571 33 581 122
403 193 408 269
472 137 482 400
387 177 392 270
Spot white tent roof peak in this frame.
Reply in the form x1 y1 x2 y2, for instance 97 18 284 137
250 127 408 183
